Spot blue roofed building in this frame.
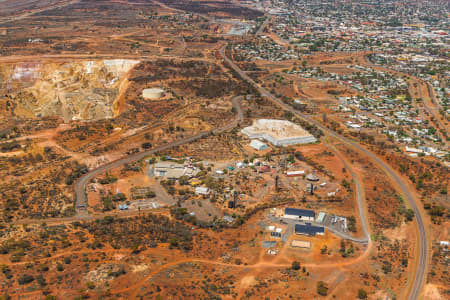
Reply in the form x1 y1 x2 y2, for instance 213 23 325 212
295 223 325 236
270 232 281 238
283 207 315 221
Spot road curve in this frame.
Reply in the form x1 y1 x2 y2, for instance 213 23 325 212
220 45 427 300
74 96 243 212
323 140 370 243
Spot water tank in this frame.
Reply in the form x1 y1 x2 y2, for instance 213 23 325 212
142 88 165 100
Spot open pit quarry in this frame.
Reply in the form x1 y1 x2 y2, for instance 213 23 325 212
0 59 140 122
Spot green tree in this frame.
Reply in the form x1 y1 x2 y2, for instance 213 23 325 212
178 176 190 186
36 274 46 286
357 288 367 299
404 209 415 222
317 281 328 296
18 274 34 285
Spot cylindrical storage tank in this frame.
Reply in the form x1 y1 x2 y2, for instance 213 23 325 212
142 88 165 100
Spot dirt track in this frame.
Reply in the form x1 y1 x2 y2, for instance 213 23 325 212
73 96 243 213
0 0 80 25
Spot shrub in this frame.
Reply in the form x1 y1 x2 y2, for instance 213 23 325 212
18 274 34 285
357 288 367 299
145 191 156 198
347 216 357 232
36 274 46 286
291 261 301 270
86 282 95 289
404 209 415 222
317 281 328 296
141 142 152 149
38 264 49 272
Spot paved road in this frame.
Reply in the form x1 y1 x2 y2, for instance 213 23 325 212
221 46 427 300
255 16 270 36
74 96 243 213
323 141 370 243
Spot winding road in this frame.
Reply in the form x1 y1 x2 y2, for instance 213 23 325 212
4 1 428 297
322 140 370 243
74 96 243 213
220 45 428 300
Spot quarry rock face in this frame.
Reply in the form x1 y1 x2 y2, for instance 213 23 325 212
0 59 140 122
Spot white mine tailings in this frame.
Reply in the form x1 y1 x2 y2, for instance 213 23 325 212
103 59 140 77
142 88 165 100
241 119 317 146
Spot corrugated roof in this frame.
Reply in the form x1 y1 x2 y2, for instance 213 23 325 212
270 232 281 238
285 207 315 218
295 223 324 236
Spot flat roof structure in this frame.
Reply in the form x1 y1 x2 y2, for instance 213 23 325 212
241 119 317 146
291 240 311 248
295 223 325 236
154 162 198 179
285 207 315 218
316 212 326 223
195 186 210 195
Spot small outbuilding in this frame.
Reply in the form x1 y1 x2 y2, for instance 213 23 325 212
195 186 210 196
270 232 281 238
286 170 305 177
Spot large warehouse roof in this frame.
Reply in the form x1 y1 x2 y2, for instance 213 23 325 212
295 223 325 236
241 119 316 146
285 207 315 218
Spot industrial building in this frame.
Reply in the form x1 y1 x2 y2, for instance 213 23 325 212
283 207 315 221
249 139 269 151
286 170 305 177
241 119 317 146
295 223 325 236
195 186 210 196
153 162 198 179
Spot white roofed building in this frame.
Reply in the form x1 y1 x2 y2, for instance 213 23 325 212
242 119 316 146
